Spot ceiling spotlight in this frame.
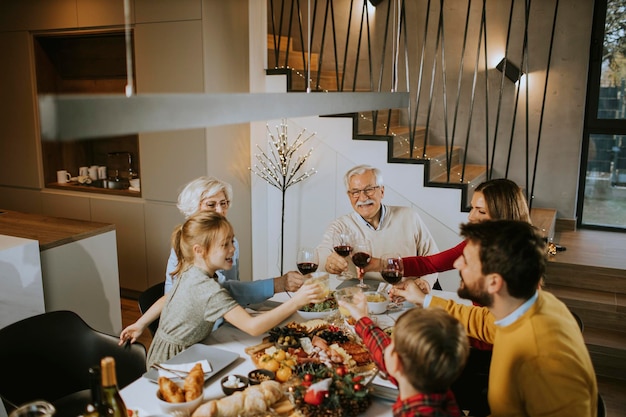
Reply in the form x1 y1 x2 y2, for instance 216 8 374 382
496 58 523 83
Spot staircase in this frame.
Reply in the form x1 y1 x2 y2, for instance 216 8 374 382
267 20 626 383
544 229 626 380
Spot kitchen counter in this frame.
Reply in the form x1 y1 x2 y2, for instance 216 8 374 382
0 209 122 334
0 209 115 250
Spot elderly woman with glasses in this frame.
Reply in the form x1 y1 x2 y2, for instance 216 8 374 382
119 176 306 345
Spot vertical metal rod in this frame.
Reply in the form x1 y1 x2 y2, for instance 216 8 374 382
523 0 531 202
278 0 287 67
530 0 559 210
269 0 278 68
461 0 486 183
124 0 134 97
340 0 356 92
285 0 295 68
352 1 366 91
439 0 451 178
490 0 515 178
317 0 331 90
307 0 312 92
422 1 445 160
449 0 473 182
412 0 433 159
329 0 341 91
482 0 490 181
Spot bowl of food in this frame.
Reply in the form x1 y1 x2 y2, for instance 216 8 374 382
365 291 390 315
248 369 276 385
297 293 338 319
274 334 301 350
156 381 203 415
221 375 249 395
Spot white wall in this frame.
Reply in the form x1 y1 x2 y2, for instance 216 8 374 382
251 113 468 290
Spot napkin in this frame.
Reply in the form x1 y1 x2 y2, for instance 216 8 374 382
157 359 212 379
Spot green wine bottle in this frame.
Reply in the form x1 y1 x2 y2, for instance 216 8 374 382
83 366 113 417
100 357 129 417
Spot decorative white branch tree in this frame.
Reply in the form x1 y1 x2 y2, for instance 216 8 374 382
250 119 317 275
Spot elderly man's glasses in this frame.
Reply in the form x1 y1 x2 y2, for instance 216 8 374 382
201 199 230 210
347 186 380 199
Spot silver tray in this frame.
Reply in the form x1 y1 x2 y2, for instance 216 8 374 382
143 344 239 383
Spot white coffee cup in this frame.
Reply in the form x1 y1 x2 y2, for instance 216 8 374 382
79 166 88 176
56 170 71 184
98 166 107 179
88 166 98 181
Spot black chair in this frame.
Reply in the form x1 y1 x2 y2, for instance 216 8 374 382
570 309 584 332
138 281 165 336
0 311 146 415
597 393 607 417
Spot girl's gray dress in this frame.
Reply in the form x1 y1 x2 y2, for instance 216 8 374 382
146 265 238 368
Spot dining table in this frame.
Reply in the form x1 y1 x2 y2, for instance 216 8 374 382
120 276 471 417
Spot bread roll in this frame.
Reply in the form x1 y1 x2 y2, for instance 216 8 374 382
184 363 205 401
192 380 285 417
159 376 185 403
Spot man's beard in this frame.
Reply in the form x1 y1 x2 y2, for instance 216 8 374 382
457 274 493 307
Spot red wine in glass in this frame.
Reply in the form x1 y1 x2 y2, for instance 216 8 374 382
297 262 319 274
334 245 353 257
352 252 371 268
381 270 403 285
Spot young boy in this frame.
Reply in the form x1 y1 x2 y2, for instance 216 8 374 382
339 294 469 417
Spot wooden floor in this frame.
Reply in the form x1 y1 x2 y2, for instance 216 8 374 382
120 296 625 415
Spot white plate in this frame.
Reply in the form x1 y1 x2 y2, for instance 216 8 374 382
143 344 239 383
297 309 338 319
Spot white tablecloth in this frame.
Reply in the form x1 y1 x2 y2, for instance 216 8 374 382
120 277 470 416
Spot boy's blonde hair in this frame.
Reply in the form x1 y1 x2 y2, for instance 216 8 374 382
170 211 233 277
393 308 469 393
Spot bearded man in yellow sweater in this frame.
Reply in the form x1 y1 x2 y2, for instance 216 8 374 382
393 220 597 417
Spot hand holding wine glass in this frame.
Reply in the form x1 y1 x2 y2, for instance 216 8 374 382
333 232 354 278
381 253 404 309
297 247 319 275
351 239 372 289
380 253 404 285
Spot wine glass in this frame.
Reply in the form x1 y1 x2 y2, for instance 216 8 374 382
351 239 372 289
380 253 404 309
297 247 319 275
333 232 354 279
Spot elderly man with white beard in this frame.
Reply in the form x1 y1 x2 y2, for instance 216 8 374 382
317 164 440 290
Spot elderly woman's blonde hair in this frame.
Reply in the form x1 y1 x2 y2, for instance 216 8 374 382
176 176 233 218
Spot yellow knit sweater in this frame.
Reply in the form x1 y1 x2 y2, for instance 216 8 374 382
430 291 597 417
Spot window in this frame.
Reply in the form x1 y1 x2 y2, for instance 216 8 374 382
580 0 626 230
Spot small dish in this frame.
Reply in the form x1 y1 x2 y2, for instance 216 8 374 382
248 369 276 385
221 375 249 395
297 309 338 320
156 385 203 415
365 291 390 315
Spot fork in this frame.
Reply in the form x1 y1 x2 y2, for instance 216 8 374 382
151 363 191 378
